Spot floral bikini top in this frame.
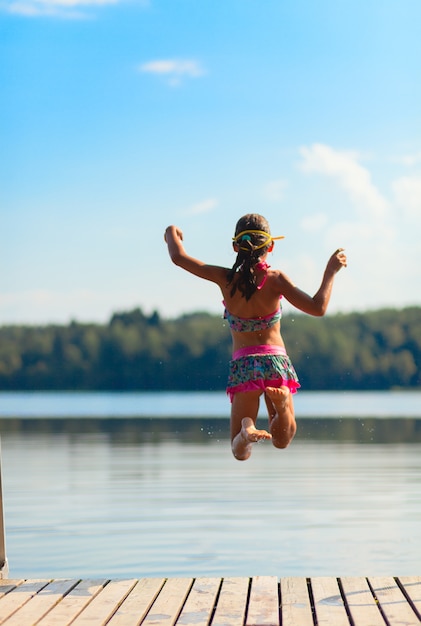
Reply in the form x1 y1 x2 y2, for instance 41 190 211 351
223 259 282 332
223 301 282 332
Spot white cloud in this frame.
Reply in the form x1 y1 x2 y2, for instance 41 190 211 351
395 152 421 167
183 198 218 215
299 143 389 217
300 212 328 232
262 179 288 203
392 174 421 218
295 143 412 312
139 59 206 86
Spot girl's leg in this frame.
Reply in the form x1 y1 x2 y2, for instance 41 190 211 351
264 386 297 449
230 391 272 461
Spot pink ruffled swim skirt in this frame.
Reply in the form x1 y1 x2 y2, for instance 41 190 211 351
226 344 300 403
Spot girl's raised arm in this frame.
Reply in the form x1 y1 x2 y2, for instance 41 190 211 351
278 248 347 316
164 225 227 284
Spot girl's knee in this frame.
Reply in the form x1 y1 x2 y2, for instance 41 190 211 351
232 448 251 461
271 424 297 449
272 438 292 449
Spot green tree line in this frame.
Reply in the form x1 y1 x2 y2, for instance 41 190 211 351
0 306 420 391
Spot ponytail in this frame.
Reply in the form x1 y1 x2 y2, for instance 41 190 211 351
227 214 284 300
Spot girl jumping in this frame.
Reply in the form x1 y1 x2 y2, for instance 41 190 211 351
164 214 347 460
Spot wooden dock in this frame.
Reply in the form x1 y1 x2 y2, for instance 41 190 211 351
0 575 420 625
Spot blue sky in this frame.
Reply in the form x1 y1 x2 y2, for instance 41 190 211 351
1 0 421 324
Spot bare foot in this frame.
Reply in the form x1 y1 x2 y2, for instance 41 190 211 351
265 386 290 413
241 417 272 443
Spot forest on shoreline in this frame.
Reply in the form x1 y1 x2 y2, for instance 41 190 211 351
0 306 420 391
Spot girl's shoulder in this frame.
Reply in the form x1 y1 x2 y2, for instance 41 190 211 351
265 268 290 292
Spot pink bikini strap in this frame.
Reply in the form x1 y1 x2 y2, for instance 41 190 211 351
255 260 270 290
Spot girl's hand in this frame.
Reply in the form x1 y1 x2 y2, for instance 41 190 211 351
327 248 347 273
164 225 183 243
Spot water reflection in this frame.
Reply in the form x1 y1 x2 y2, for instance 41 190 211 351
1 417 421 580
1 415 421 444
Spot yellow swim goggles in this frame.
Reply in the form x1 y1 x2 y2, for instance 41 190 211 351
233 229 285 251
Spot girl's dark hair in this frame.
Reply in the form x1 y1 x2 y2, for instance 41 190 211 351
227 214 272 300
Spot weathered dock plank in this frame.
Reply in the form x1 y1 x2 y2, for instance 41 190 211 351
0 581 23 601
176 577 221 626
1 579 79 626
340 576 385 626
107 578 166 626
210 577 248 626
369 576 421 626
310 576 350 626
37 579 109 626
246 576 279 626
280 577 313 626
398 576 421 618
141 578 193 626
0 579 51 624
71 579 138 626
0 576 419 625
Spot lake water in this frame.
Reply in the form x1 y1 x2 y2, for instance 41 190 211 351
1 389 421 418
0 391 420 580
